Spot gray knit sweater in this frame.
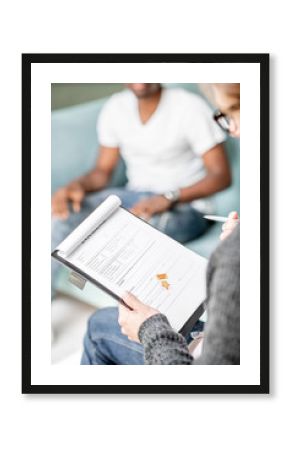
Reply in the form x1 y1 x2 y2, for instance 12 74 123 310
138 226 240 365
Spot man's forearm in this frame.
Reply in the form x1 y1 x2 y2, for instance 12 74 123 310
178 172 231 203
74 168 111 193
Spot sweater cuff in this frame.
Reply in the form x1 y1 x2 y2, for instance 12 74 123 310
138 313 172 344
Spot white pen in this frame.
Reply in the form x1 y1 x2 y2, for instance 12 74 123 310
203 215 230 223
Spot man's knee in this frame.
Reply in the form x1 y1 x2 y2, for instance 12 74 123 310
51 206 91 247
149 207 207 243
51 217 72 248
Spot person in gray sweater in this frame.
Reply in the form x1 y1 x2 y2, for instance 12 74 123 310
81 83 240 365
126 225 239 364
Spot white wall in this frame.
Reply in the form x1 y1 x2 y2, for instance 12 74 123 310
1 2 286 450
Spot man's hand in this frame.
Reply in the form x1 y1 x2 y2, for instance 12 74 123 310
118 292 160 342
51 181 85 219
220 211 239 240
130 195 172 220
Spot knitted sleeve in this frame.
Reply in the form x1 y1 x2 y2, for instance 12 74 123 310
138 314 194 365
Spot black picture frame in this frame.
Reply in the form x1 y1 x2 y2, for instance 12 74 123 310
22 53 269 394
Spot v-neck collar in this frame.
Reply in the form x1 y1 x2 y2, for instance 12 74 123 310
134 88 165 128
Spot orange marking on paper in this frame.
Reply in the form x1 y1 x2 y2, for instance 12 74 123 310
156 273 168 280
161 280 170 290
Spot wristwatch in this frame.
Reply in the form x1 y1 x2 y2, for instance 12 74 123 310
163 189 180 204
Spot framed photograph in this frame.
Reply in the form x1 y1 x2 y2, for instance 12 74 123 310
22 53 269 394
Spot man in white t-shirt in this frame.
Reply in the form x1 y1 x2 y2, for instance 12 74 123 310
51 84 230 295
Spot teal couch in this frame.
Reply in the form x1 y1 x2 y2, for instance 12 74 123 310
52 84 240 308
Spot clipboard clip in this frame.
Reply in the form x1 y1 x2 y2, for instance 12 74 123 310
68 271 86 290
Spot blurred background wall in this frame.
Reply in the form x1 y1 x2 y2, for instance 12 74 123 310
51 83 124 110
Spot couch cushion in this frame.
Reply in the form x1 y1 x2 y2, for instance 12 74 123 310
51 99 127 193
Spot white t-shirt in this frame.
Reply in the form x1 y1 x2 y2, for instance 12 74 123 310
97 87 225 213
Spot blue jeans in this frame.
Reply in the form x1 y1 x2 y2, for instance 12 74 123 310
81 307 205 365
51 187 209 296
81 307 144 365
